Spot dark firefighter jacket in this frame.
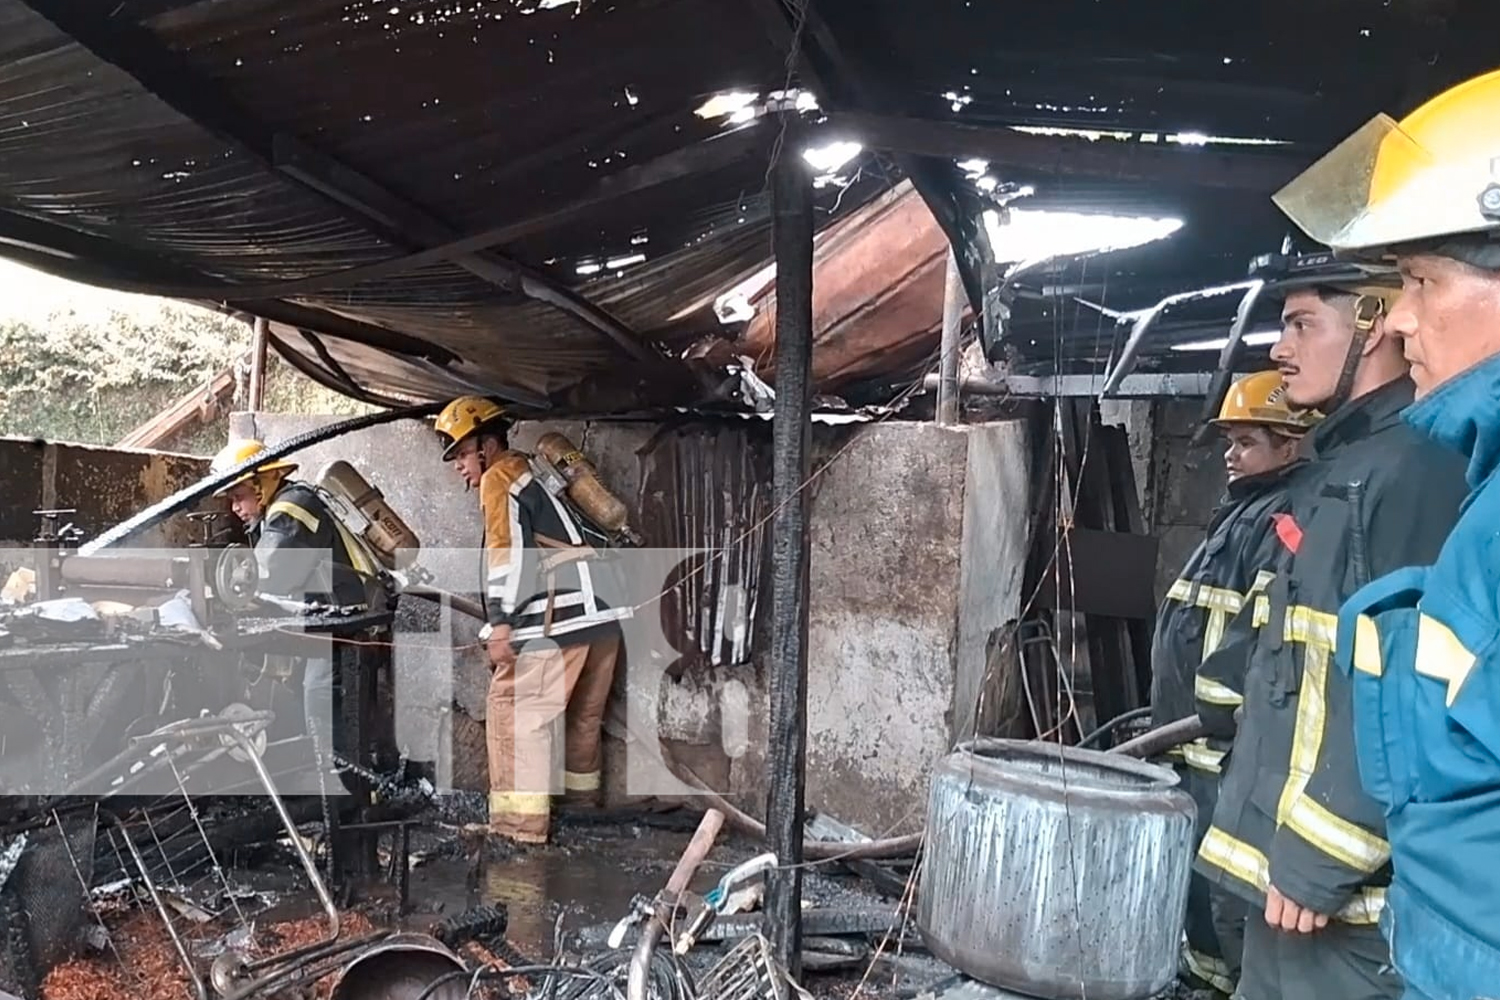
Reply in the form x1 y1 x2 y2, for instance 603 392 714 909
480 450 629 647
250 481 373 607
1194 375 1469 925
1336 352 1500 999
1150 462 1305 778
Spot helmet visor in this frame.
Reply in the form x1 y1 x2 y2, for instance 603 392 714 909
1274 112 1496 256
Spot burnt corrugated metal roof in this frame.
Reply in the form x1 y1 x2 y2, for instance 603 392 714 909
0 0 1495 409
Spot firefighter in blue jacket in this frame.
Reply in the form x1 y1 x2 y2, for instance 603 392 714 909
1275 67 1500 1000
1151 370 1317 995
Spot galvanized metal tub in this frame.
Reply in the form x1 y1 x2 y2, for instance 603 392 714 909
328 933 469 1000
916 739 1195 1000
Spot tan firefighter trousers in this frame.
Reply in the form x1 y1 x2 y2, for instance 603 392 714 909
485 630 621 842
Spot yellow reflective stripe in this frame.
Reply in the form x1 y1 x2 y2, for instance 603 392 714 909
1249 570 1276 595
1181 739 1224 774
1196 674 1244 707
1197 827 1385 924
564 770 601 792
1275 638 1392 874
489 791 551 816
330 517 377 577
1353 615 1383 676
1413 612 1478 707
1167 578 1245 615
1283 605 1338 650
1285 795 1390 873
1183 943 1235 994
1253 595 1270 628
1204 608 1229 660
266 500 319 533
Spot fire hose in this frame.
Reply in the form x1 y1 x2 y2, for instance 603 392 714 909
80 403 444 554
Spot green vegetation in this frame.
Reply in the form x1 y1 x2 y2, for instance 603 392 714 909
0 303 374 455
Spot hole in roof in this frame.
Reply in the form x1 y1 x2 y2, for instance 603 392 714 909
984 209 1183 265
803 141 861 174
1173 329 1280 353
696 91 759 120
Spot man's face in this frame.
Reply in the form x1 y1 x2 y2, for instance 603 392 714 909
224 481 263 526
1222 424 1299 481
451 437 484 489
1385 253 1500 398
1269 289 1358 410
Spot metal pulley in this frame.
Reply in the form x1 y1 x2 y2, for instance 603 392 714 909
213 544 260 612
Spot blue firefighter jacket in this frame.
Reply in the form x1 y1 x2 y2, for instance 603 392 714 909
1336 352 1500 1000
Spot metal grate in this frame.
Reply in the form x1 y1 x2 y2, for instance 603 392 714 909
697 934 787 1000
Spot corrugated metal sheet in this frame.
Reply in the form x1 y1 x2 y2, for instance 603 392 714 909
0 0 1495 406
636 423 772 673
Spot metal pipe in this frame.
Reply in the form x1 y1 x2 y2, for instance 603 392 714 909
248 316 269 411
936 248 963 426
1099 280 1259 397
627 809 725 1000
764 120 815 978
1190 279 1268 447
59 555 183 588
227 727 341 949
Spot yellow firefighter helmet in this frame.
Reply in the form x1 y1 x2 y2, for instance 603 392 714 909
1274 67 1500 262
209 439 298 498
1212 370 1322 436
434 396 509 461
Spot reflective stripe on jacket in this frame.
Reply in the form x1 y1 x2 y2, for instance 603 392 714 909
1194 376 1469 922
1335 353 1500 999
1150 464 1302 774
252 481 371 606
479 450 630 645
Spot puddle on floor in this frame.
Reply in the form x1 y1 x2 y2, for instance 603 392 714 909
404 821 728 956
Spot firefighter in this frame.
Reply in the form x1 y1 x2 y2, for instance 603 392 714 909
1190 263 1471 999
434 396 628 845
210 439 379 772
1276 67 1500 1000
1150 370 1317 995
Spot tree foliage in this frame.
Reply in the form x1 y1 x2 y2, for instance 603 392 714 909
0 303 373 454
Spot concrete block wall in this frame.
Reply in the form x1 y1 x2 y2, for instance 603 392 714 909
231 412 1031 833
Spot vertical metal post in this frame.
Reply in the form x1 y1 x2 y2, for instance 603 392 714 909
763 120 815 978
248 316 270 411
936 249 963 426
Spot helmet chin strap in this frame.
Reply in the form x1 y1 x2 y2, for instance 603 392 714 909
1318 294 1386 414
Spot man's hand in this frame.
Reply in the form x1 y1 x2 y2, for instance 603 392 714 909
486 626 516 671
1265 884 1330 934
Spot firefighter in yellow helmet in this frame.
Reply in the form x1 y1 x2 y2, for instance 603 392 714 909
433 397 628 845
210 439 379 784
1150 371 1316 995
1276 68 1500 1000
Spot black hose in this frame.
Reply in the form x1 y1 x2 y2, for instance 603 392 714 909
81 403 443 554
1076 706 1154 750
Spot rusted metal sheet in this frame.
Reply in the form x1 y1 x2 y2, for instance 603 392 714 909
917 740 1195 1000
705 182 966 393
636 424 772 674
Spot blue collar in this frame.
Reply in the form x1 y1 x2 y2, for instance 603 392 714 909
1404 353 1500 491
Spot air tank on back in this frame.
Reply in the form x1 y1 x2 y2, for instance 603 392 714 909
916 739 1196 1000
315 460 421 571
533 432 636 541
